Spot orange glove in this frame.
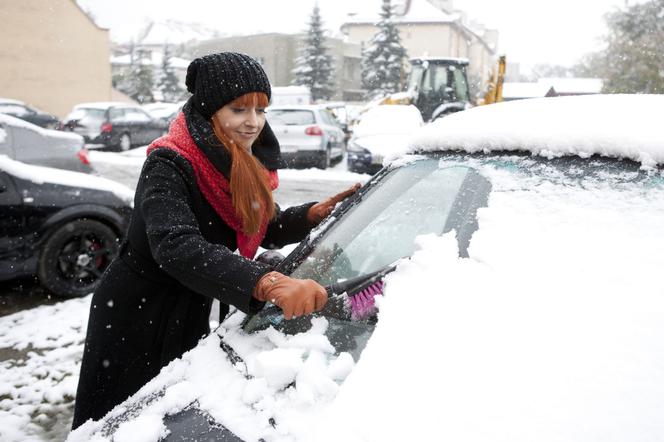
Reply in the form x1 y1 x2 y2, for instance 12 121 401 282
253 272 328 320
307 183 361 225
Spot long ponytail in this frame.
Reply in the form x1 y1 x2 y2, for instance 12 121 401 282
210 93 275 234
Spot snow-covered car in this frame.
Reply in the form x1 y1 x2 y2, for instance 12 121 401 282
0 155 133 297
62 102 168 152
0 97 61 129
346 104 423 174
267 105 345 169
0 113 93 174
69 95 664 442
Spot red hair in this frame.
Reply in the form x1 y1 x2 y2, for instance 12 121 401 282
210 92 274 234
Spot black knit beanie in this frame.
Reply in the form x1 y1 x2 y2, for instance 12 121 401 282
185 52 271 120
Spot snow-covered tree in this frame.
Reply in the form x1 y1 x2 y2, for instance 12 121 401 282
361 0 409 99
113 43 155 104
158 44 184 102
575 0 664 93
292 4 335 101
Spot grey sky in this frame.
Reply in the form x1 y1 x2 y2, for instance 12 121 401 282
80 0 636 68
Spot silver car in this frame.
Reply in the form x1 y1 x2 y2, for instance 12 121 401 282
268 104 345 169
0 113 92 173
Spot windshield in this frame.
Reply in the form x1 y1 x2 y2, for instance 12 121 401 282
290 160 487 285
406 64 424 93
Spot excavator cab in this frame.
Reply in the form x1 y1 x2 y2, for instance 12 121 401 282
406 58 471 121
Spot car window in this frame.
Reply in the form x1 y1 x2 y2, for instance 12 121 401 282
68 108 105 125
320 109 340 127
122 108 152 123
268 109 315 125
10 125 44 151
108 108 126 122
289 160 489 285
0 104 31 116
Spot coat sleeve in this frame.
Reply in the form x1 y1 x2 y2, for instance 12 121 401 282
139 154 270 313
262 202 317 249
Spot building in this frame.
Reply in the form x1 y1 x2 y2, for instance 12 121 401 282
0 0 112 117
191 33 363 101
340 0 498 97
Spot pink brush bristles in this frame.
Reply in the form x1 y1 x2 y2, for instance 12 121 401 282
350 280 384 321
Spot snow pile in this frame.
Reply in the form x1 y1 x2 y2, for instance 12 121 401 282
0 297 91 442
407 94 664 167
0 155 135 205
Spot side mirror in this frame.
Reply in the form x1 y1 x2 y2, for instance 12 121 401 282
255 250 285 267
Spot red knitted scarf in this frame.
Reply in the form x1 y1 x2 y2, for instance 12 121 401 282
147 112 278 259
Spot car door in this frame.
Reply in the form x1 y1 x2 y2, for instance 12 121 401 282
0 168 25 279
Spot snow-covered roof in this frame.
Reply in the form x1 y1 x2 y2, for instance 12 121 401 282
73 102 138 110
134 20 222 45
342 0 458 26
111 52 190 69
408 94 664 167
502 82 553 99
538 77 604 94
0 113 83 143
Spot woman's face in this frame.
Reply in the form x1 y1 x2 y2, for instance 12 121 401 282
213 100 267 150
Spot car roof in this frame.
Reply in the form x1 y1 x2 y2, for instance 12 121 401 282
0 98 26 105
408 94 664 168
268 104 327 111
73 102 138 110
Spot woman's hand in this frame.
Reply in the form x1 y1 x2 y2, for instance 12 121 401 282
307 183 361 225
253 272 328 320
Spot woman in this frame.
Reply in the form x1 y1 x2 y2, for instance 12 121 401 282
72 52 358 429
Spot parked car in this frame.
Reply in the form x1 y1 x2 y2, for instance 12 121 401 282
0 97 61 129
69 95 664 442
268 104 345 169
0 155 133 297
0 113 92 173
347 104 423 174
62 102 168 151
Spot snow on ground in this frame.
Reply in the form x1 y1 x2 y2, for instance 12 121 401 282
0 297 91 442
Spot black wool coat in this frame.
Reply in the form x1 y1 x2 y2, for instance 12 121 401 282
72 103 316 429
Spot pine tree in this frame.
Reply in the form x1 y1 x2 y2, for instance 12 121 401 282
292 4 335 101
158 44 184 102
575 0 664 93
130 49 155 104
361 0 409 99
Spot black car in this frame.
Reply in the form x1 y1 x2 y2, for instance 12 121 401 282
0 156 133 297
0 98 61 129
62 102 168 152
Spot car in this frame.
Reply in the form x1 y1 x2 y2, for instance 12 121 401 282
143 101 186 125
0 97 61 129
68 95 664 441
346 104 423 174
0 113 93 174
267 104 345 169
62 102 169 152
0 155 133 297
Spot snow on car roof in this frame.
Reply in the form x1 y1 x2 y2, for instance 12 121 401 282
0 113 83 143
73 102 136 110
0 155 134 205
408 94 664 167
0 97 25 105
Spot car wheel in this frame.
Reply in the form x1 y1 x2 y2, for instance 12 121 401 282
118 133 131 152
37 219 119 298
316 146 331 169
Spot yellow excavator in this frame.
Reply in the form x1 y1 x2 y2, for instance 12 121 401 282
376 55 506 121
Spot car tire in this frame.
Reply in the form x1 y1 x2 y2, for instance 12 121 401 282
37 219 120 298
118 133 131 152
315 146 331 169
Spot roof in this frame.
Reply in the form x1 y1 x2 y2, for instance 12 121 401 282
538 77 604 94
342 0 458 26
408 94 664 167
110 53 191 69
502 82 554 99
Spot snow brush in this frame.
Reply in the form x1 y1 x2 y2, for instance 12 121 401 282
323 263 396 321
